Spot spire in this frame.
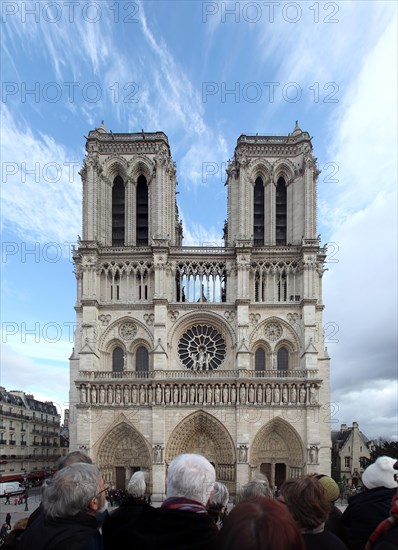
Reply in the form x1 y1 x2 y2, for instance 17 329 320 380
97 120 106 134
292 120 302 136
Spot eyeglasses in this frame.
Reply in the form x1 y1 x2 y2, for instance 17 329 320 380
96 484 110 497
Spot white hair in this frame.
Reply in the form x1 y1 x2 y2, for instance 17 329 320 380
42 463 102 519
166 453 215 506
127 471 146 498
209 481 229 508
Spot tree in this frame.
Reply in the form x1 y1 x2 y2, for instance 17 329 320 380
360 439 398 469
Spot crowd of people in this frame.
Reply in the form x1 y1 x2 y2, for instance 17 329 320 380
0 452 397 549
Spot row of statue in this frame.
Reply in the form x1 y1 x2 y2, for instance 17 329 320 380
79 382 319 406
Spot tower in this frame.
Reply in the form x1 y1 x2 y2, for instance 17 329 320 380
70 122 330 496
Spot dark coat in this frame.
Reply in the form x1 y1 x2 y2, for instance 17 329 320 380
303 529 348 550
113 504 218 550
325 504 349 543
373 523 398 549
342 487 396 550
16 511 103 550
102 497 149 549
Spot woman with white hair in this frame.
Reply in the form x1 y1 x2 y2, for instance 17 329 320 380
103 470 150 548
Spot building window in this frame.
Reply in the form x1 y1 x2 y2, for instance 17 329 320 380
112 347 124 372
345 457 351 468
277 347 289 371
112 175 125 245
136 346 149 372
253 177 264 246
136 175 148 245
255 348 266 371
276 177 287 244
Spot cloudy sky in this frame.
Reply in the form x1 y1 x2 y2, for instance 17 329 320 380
1 0 397 439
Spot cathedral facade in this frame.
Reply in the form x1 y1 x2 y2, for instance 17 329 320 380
69 122 331 497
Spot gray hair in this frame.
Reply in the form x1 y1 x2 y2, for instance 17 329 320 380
166 453 215 506
42 463 102 519
127 471 146 498
236 479 273 503
209 481 229 508
57 451 93 471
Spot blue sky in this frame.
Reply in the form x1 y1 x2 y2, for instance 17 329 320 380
1 0 397 439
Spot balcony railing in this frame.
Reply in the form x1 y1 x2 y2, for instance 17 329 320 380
77 368 319 381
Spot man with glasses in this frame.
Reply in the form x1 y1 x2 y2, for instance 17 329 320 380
17 463 107 550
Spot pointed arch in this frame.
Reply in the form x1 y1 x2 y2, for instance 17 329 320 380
103 156 129 182
128 156 154 183
136 174 148 245
166 411 236 485
272 158 295 184
251 417 305 471
95 420 152 488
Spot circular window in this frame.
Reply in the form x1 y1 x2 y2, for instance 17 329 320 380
178 324 226 371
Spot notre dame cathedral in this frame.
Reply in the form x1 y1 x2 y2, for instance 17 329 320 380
69 121 331 497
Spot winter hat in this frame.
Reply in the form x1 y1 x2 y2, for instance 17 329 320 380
316 475 340 502
362 456 398 490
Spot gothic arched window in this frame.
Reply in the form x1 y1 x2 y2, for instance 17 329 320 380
112 347 124 372
136 175 148 245
253 177 264 246
136 346 149 372
277 346 289 371
255 348 266 371
276 177 287 245
112 176 125 245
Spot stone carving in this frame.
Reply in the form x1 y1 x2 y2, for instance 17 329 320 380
282 385 288 403
273 384 280 403
80 385 87 403
223 384 229 404
132 385 138 404
123 385 130 403
291 385 297 404
154 444 163 463
115 386 122 404
287 313 298 324
239 384 246 404
181 385 187 404
309 384 318 405
265 384 272 403
119 322 137 340
308 445 318 464
249 313 261 326
99 386 106 404
264 322 282 342
107 386 113 403
224 311 235 322
143 313 154 325
214 385 220 404
155 384 162 404
91 386 97 403
168 311 179 322
238 444 248 462
98 314 111 326
299 385 306 404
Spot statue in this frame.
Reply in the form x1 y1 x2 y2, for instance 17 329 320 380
107 386 113 403
248 384 255 403
173 385 179 404
99 386 105 404
309 384 318 404
231 384 237 403
115 386 122 404
156 384 162 404
189 385 196 404
291 385 297 404
80 386 86 403
164 385 171 404
309 445 318 464
206 385 212 404
132 385 138 404
214 385 220 404
239 445 248 462
257 384 263 404
181 385 187 404
91 386 97 404
123 385 129 404
139 385 146 404
299 385 306 404
273 384 280 403
239 384 246 404
222 384 229 403
197 384 204 403
154 445 163 463
282 385 288 404
265 384 271 403
147 385 153 404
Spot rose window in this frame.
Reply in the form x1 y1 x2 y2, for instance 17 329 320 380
178 324 226 371
263 322 282 342
119 322 137 341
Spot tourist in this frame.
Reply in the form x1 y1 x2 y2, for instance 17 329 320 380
218 496 305 549
342 456 398 550
1 517 28 549
235 474 273 503
206 481 229 528
17 463 106 550
315 474 348 543
103 471 150 547
279 476 348 549
114 453 217 549
365 484 398 548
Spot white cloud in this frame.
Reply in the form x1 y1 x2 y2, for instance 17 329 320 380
1 106 82 243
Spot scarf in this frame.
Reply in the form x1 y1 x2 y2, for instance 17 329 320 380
365 494 398 549
161 497 208 514
300 522 325 535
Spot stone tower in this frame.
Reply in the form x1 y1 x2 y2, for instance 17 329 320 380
70 122 330 497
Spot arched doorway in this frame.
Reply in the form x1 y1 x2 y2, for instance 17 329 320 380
96 421 151 491
166 411 236 493
251 417 305 492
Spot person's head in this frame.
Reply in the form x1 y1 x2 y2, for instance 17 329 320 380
315 474 340 503
218 496 305 550
42 463 107 519
166 453 215 506
208 481 229 510
127 471 146 499
57 451 93 471
236 479 273 503
12 517 29 531
279 476 330 530
362 456 398 490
